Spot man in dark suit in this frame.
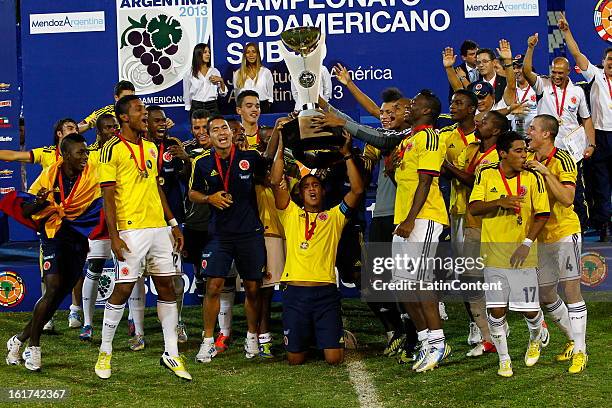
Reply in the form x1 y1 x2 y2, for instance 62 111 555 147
448 40 480 102
475 48 507 104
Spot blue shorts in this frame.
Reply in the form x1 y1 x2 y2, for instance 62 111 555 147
201 233 265 281
40 227 88 283
282 284 343 353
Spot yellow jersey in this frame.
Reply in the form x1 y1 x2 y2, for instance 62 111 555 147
255 185 284 238
469 163 550 268
457 141 499 229
82 104 115 127
31 146 60 169
528 148 581 243
394 126 448 226
99 135 166 231
440 124 477 215
277 200 349 284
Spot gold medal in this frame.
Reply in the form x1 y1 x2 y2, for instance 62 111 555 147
300 241 309 250
558 118 563 125
158 176 164 185
140 170 148 179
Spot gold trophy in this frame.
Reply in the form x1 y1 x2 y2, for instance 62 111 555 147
278 26 343 168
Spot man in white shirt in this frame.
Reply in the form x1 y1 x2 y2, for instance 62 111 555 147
559 13 612 241
523 32 596 230
291 65 332 111
510 54 538 137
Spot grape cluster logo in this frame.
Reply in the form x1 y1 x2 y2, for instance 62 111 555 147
0 271 25 308
95 268 116 306
116 1 213 97
594 0 612 43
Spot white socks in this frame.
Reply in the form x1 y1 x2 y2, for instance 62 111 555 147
568 301 587 353
128 278 145 336
157 300 179 357
488 314 509 361
524 310 544 341
544 297 573 340
100 303 125 354
259 332 272 344
218 289 235 337
427 329 445 350
173 275 185 322
82 261 103 327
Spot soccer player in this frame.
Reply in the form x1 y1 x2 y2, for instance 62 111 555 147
94 95 191 381
80 114 119 341
385 91 450 373
189 115 269 363
236 90 263 151
77 81 135 134
5 134 101 371
270 131 364 365
558 13 612 241
444 110 509 357
438 89 479 345
146 105 191 343
524 114 587 373
469 131 550 377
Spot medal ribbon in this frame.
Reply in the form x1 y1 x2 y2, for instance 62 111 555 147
214 144 236 192
398 125 432 159
457 126 472 147
544 147 557 167
606 73 612 102
467 143 496 174
117 133 146 173
516 85 531 103
304 211 318 242
552 83 568 122
498 164 521 215
157 142 165 173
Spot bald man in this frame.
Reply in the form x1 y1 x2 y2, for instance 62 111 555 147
523 33 595 230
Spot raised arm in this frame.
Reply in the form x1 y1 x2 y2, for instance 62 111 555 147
263 116 292 160
340 132 364 208
558 13 589 71
522 33 539 87
498 39 517 106
334 63 380 117
270 136 290 210
443 47 465 91
0 150 32 163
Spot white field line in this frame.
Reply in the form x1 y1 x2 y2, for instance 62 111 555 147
346 352 383 408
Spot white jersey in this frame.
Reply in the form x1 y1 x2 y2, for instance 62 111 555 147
511 84 538 137
582 63 612 131
533 76 590 149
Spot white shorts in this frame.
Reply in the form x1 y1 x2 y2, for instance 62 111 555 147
392 219 443 283
87 239 112 260
537 234 581 286
450 213 465 257
262 236 286 288
484 267 540 312
114 227 178 283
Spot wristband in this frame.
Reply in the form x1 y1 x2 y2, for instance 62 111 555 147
343 154 354 161
502 63 513 68
522 238 533 248
588 144 596 149
168 218 178 227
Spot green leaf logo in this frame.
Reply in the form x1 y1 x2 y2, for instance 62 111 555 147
147 15 183 51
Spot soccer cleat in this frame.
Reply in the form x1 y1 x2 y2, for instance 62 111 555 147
214 333 230 353
259 342 274 359
128 335 145 351
540 322 550 348
525 338 543 367
244 336 259 359
415 344 451 373
497 359 513 377
438 302 448 321
94 351 112 379
384 333 405 357
177 322 188 344
467 322 482 345
160 352 192 381
397 343 416 365
6 335 22 365
466 340 497 357
79 325 93 342
22 346 41 372
411 342 430 370
196 339 217 363
127 319 136 337
42 318 55 333
68 311 82 328
568 352 588 374
555 341 575 362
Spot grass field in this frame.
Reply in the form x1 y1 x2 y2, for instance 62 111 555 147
0 300 609 407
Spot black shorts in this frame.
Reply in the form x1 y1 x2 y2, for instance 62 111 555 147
282 284 343 353
40 227 88 283
201 233 265 281
368 215 395 243
182 227 210 265
335 223 363 284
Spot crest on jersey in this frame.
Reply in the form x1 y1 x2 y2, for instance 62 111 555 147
570 96 577 105
594 1 612 44
0 271 25 307
163 150 173 162
43 261 51 271
518 185 527 196
530 94 537 102
318 213 329 222
201 260 208 269
121 266 130 276
239 159 250 170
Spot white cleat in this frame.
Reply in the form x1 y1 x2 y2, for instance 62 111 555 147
438 302 448 321
42 318 55 333
68 311 82 328
411 341 430 371
22 346 41 372
244 336 259 359
195 339 217 363
6 335 22 365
